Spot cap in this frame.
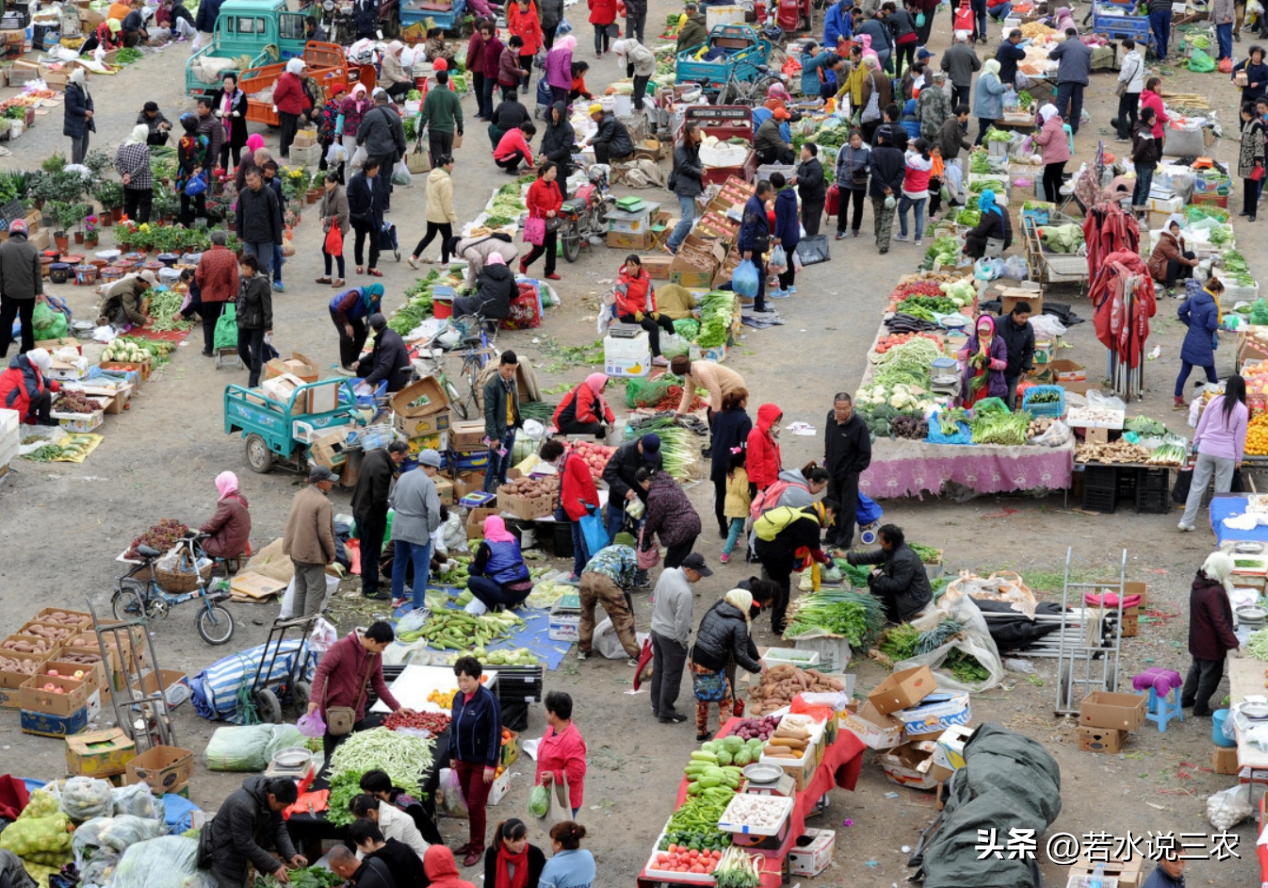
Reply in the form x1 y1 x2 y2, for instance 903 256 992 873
138 270 159 286
9 218 26 235
419 449 443 468
916 48 935 58
680 552 714 577
640 434 661 455
614 531 636 546
772 107 791 120
434 58 448 72
589 102 603 115
369 312 387 330
309 465 337 483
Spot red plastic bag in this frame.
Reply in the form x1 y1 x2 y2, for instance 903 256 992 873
324 224 344 256
789 695 834 723
1220 57 1234 74
826 183 840 216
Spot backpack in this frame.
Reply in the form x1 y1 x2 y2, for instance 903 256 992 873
749 477 806 520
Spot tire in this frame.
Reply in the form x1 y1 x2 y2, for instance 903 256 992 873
450 393 468 420
254 687 283 724
197 602 235 645
561 219 582 263
293 680 311 710
112 580 147 621
245 433 274 474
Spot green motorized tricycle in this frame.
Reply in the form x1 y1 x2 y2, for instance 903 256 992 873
223 377 366 474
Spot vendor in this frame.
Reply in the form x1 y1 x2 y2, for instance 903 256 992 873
347 820 425 888
669 356 745 420
466 515 533 614
602 433 662 544
200 777 305 888
352 313 411 393
307 621 413 766
451 253 515 323
957 315 1008 407
961 188 1012 259
585 104 634 166
577 539 642 661
1181 552 1241 716
846 523 933 623
540 437 599 581
552 373 615 439
690 588 766 741
995 301 1035 411
754 107 795 165
653 283 698 321
329 284 384 376
0 349 58 427
97 270 157 329
327 845 393 888
448 655 503 868
349 794 429 859
614 255 675 366
1147 216 1198 296
81 18 122 55
121 0 150 45
198 470 251 560
753 501 835 635
360 769 444 846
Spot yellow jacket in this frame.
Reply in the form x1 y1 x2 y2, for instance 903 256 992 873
840 62 867 108
724 468 751 520
425 167 457 225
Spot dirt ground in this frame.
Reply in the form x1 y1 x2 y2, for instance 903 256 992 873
0 2 1263 884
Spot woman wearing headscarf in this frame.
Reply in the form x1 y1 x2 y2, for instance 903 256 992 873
1148 216 1198 296
1034 103 1071 203
199 471 252 560
767 80 793 108
466 515 533 614
380 41 412 100
957 315 1008 406
972 58 1006 145
1181 552 1240 716
329 283 383 372
115 124 154 224
274 57 311 159
1180 371 1246 531
961 188 1013 258
553 373 615 437
545 35 576 106
63 68 95 165
1173 277 1226 410
338 84 372 162
1052 5 1077 33
689 589 765 740
176 114 210 228
212 72 249 173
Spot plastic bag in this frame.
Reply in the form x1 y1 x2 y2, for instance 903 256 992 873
974 257 1003 281
768 244 788 275
204 724 274 771
111 836 214 888
794 235 831 266
1206 784 1252 829
213 302 238 351
391 159 413 187
1031 419 1073 448
350 145 368 171
528 783 549 817
263 723 306 761
926 411 972 445
1188 48 1216 72
732 259 759 297
659 332 690 359
59 777 113 823
999 255 1029 280
438 768 468 818
110 784 163 823
1087 390 1127 413
896 594 1005 692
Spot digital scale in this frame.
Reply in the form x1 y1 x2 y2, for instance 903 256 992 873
607 322 644 339
741 763 796 798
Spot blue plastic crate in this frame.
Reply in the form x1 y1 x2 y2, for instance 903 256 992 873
1022 385 1065 418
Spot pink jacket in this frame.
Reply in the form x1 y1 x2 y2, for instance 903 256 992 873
1035 114 1071 164
535 722 587 809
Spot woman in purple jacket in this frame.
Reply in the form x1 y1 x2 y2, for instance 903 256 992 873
1179 373 1248 532
636 465 702 568
545 35 576 106
957 315 1008 406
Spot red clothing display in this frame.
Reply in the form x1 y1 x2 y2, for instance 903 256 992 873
1089 250 1157 369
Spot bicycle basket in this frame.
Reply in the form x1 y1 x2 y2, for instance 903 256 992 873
154 547 212 593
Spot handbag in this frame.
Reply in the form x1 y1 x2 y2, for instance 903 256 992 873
325 665 368 737
691 665 729 702
524 216 546 246
579 508 609 560
545 216 563 232
184 171 208 197
1253 166 1265 182
532 774 572 826
325 224 344 255
636 526 660 570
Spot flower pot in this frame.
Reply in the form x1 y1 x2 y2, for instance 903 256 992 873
54 234 69 252
85 235 99 248
306 189 321 204
111 208 123 222
73 232 84 244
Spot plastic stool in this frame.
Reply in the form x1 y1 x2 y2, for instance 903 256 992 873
1132 667 1184 733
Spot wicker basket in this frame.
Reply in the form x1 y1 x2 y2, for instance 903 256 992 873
154 551 212 593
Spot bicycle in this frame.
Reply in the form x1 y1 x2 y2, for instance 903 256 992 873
112 534 236 645
414 313 499 420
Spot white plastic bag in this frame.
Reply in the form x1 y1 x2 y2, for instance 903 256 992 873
1206 784 1252 829
1087 390 1128 413
1030 419 1073 448
391 159 413 187
350 145 369 171
309 616 339 653
279 573 339 619
974 257 1003 281
438 768 469 818
326 142 349 166
896 594 1005 692
592 618 649 659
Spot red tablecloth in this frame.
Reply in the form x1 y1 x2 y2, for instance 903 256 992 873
640 718 865 888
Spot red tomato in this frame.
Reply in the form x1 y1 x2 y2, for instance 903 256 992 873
668 845 679 854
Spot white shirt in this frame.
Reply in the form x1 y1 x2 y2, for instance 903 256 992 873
354 802 429 860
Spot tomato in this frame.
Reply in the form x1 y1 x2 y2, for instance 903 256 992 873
689 865 704 873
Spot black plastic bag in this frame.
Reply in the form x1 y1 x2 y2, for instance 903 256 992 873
795 235 831 266
1172 468 1193 504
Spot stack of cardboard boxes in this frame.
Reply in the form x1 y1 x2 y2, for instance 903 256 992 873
1077 691 1147 754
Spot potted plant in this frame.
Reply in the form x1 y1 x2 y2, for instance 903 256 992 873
41 153 67 175
51 201 78 251
93 180 125 222
83 213 99 247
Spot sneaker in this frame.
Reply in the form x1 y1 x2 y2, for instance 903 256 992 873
769 287 790 298
363 590 390 600
1173 396 1186 410
652 355 669 367
546 273 561 280
273 281 285 292
835 232 848 240
660 712 688 724
576 649 590 660
893 233 909 242
1114 136 1130 143
787 286 796 294
407 256 419 269
627 657 640 668
914 239 923 247
720 552 730 564
852 229 860 237
1177 522 1195 532
390 596 408 608
561 573 581 586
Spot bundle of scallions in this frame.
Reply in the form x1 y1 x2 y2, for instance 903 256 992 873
713 847 764 888
783 589 885 649
626 415 698 479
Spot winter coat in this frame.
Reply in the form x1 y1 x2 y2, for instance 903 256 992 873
745 404 783 491
527 176 563 219
588 0 616 26
554 381 613 431
643 471 702 548
63 83 95 138
509 2 544 56
200 493 251 559
560 448 599 520
497 46 523 85
773 188 800 251
1240 116 1266 179
995 39 1027 86
836 141 871 190
466 32 487 74
1234 58 1268 102
425 167 457 225
1131 120 1160 168
887 8 916 41
357 104 407 161
483 846 546 888
671 140 705 198
624 42 657 77
1140 89 1168 138
973 71 1006 119
482 35 506 80
848 542 933 622
347 170 386 230
1118 48 1145 93
0 234 42 301
800 51 833 97
796 156 826 203
1189 572 1239 660
545 44 573 90
353 0 377 36
709 406 752 481
235 275 273 331
203 776 299 882
753 505 826 561
1177 285 1220 366
677 12 708 51
614 264 655 316
495 126 535 164
0 354 56 418
448 683 502 767
823 0 852 48
737 194 770 254
724 468 751 519
867 144 906 200
938 115 972 160
194 0 223 32
425 847 478 888
691 600 762 674
1048 36 1091 84
470 264 517 320
996 312 1035 377
916 84 951 142
351 447 397 518
339 94 373 137
539 0 563 28
824 411 871 479
320 184 350 237
419 84 463 134
273 71 310 115
940 43 981 87
957 328 1008 400
235 184 283 245
902 150 932 196
472 539 530 585
859 70 892 119
363 326 412 388
456 235 520 284
754 117 790 156
482 372 521 443
212 87 250 149
283 483 335 564
603 438 655 504
1147 231 1192 284
1035 113 1071 164
389 468 441 545
679 361 744 414
591 112 633 156
541 103 576 167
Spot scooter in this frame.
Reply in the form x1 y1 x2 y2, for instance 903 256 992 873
559 162 616 263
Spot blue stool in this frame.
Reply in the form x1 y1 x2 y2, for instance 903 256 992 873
1133 667 1184 733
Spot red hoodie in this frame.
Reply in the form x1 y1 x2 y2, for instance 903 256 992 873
746 404 783 491
494 127 535 165
424 846 477 888
535 721 588 809
560 450 599 520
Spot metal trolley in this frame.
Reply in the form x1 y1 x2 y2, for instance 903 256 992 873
246 615 319 724
87 599 177 752
1054 547 1127 716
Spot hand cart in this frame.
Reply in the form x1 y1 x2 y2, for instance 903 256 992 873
1053 547 1127 716
86 598 177 752
246 614 319 724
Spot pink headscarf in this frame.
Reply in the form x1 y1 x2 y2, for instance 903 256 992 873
583 373 608 396
487 253 506 265
556 34 576 52
351 82 368 99
767 81 791 102
245 134 265 153
483 514 517 544
215 470 239 500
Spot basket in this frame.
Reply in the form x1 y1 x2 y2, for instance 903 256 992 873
154 551 212 593
1022 385 1065 418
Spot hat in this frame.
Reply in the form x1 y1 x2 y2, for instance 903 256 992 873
138 270 159 286
106 17 121 32
419 449 443 468
369 312 387 330
640 433 661 455
614 531 636 546
772 107 791 120
916 47 935 59
26 348 51 375
589 102 604 115
680 552 714 577
434 57 448 72
9 218 26 236
309 465 337 483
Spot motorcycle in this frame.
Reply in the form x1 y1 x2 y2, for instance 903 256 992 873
559 162 616 263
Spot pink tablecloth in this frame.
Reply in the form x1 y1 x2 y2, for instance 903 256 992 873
859 438 1075 500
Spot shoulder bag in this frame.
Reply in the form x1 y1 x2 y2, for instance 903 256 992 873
326 662 369 736
524 216 546 245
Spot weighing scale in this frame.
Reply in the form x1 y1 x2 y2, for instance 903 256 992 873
741 763 796 798
607 322 644 340
264 747 313 780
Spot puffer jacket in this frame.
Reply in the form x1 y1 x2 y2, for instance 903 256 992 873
848 542 933 622
425 167 457 225
835 141 871 191
199 493 251 559
1035 114 1071 164
773 188 800 250
671 140 704 198
63 83 95 138
691 600 762 674
448 684 502 767
470 264 516 320
202 776 299 881
541 102 576 167
602 438 652 504
753 506 825 562
745 404 783 491
1146 231 1191 284
642 471 702 548
0 354 57 418
592 112 634 156
1189 571 1240 660
1177 283 1220 367
973 72 1006 120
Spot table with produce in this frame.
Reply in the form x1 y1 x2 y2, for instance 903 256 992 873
637 671 864 888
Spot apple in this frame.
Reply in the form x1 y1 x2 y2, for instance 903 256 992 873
73 670 84 680
47 669 58 677
43 683 56 691
52 687 64 694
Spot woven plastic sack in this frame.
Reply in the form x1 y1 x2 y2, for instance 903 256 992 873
59 777 113 823
213 302 238 351
204 724 274 771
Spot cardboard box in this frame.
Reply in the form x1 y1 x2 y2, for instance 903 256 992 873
1048 359 1086 382
433 475 455 506
451 471 486 498
892 692 971 740
66 728 136 777
125 745 194 793
21 673 91 716
1079 691 1146 731
868 665 937 716
877 740 940 790
265 351 318 384
309 430 351 470
392 376 450 420
449 419 488 451
128 669 191 709
1091 580 1148 609
1070 857 1144 888
1078 726 1127 753
500 730 519 768
548 611 580 641
933 724 976 772
450 449 488 472
466 506 499 540
35 337 82 355
486 767 512 806
840 700 905 750
1213 745 1240 775
43 658 105 694
229 571 287 602
788 828 835 877
606 231 651 251
497 490 554 521
669 238 726 288
21 706 89 737
262 373 306 411
641 254 673 280
394 407 452 439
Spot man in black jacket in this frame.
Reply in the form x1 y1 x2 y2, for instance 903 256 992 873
792 142 827 236
348 820 423 888
847 524 933 624
353 313 411 393
824 393 871 550
453 255 515 320
539 101 576 177
235 168 282 279
996 301 1035 410
351 440 407 599
357 90 406 210
0 219 42 358
867 128 905 253
488 97 530 148
587 106 634 165
201 777 304 887
347 160 386 274
329 844 396 888
482 350 521 492
602 433 661 544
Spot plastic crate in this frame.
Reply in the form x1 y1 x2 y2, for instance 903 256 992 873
1083 465 1118 491
1117 468 1138 500
1022 385 1065 418
1138 467 1170 490
1082 488 1118 513
1135 485 1171 514
791 635 851 672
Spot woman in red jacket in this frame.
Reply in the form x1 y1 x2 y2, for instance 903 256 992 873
508 0 544 82
521 162 563 280
199 470 252 560
0 349 58 425
534 690 587 815
553 372 615 437
274 57 312 160
1140 76 1169 146
541 437 600 580
746 403 784 491
588 0 616 58
614 255 675 366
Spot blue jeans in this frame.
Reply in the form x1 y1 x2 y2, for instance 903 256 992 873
897 195 926 239
723 517 745 555
483 430 515 492
571 519 589 577
1174 360 1218 398
1217 22 1233 60
243 241 274 277
988 1 1012 19
971 0 987 38
667 194 696 252
1133 165 1155 206
606 501 628 542
391 539 432 608
273 243 284 284
1150 9 1172 59
1055 81 1084 134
